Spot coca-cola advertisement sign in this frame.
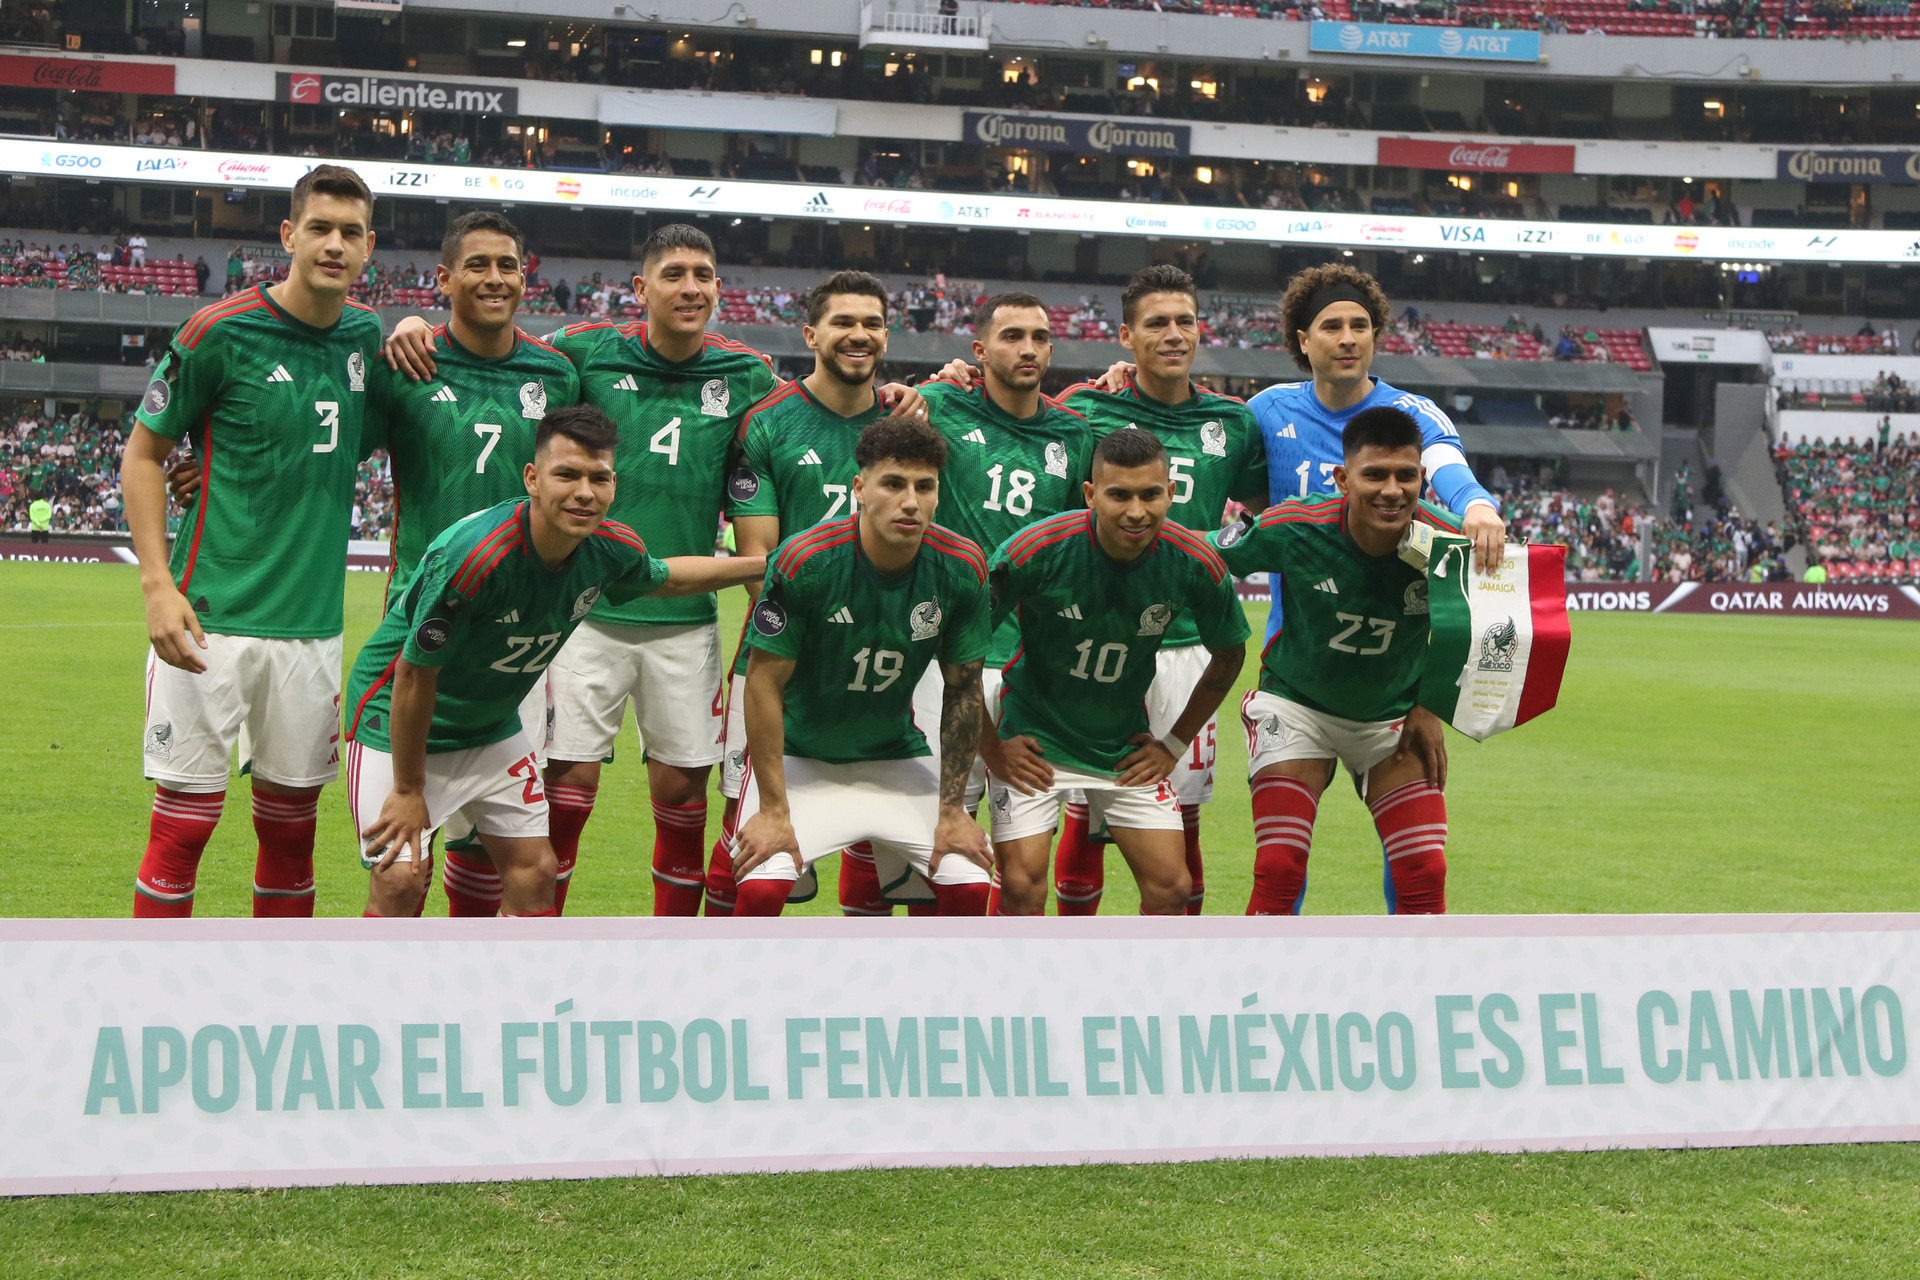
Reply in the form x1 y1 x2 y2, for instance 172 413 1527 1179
0 55 174 95
1376 137 1577 174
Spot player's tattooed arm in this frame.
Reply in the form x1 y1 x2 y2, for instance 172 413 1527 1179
1116 641 1246 787
932 658 994 873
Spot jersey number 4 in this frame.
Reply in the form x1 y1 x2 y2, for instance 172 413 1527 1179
491 632 564 674
1328 613 1396 655
650 417 682 466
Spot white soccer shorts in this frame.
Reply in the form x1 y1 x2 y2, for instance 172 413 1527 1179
547 619 725 769
347 733 547 868
909 661 1001 812
987 766 1183 843
732 755 991 890
143 632 342 793
1241 689 1406 781
1144 644 1220 807
446 676 551 850
718 671 750 800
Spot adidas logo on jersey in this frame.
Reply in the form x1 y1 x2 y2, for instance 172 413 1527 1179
962 428 987 444
266 365 293 384
496 609 520 624
1314 578 1339 594
1057 603 1083 619
1277 424 1298 439
613 374 639 391
431 385 457 403
798 449 823 466
828 606 854 624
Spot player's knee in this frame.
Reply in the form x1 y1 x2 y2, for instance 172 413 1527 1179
544 759 601 790
646 762 708 806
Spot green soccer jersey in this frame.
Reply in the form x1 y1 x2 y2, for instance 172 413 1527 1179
1060 372 1267 649
918 378 1092 666
375 325 582 599
135 285 385 639
747 516 991 764
1209 494 1462 723
345 499 669 755
551 320 777 627
723 378 889 676
990 510 1250 776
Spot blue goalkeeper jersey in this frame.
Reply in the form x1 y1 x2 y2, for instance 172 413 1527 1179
1246 375 1496 642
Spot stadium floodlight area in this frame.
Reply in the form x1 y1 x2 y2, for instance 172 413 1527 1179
16 139 1918 267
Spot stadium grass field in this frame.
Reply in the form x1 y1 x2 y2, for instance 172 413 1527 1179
4 559 1919 1275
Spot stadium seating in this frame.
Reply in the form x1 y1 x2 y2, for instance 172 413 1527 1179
1778 436 1920 580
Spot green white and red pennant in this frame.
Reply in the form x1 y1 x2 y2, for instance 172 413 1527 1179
1419 538 1570 741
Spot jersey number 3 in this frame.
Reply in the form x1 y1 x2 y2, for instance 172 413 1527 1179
312 401 339 454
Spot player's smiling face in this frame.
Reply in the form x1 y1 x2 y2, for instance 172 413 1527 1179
1085 458 1172 561
1300 302 1375 391
526 434 616 542
972 305 1052 393
282 192 372 300
807 292 889 386
1120 292 1199 382
854 460 940 553
1336 444 1424 547
441 230 524 335
636 249 718 339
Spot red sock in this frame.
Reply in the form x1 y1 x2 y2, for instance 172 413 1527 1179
986 878 1003 916
907 901 939 917
1053 802 1104 915
733 877 791 917
1181 805 1205 915
650 799 709 917
442 847 502 917
838 843 891 916
1371 780 1448 915
1248 775 1318 916
135 787 223 918
932 881 990 915
251 789 318 918
546 783 596 915
704 805 739 916
362 908 381 918
504 908 558 917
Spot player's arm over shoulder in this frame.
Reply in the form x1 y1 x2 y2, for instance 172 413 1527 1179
1208 497 1328 575
1414 498 1466 536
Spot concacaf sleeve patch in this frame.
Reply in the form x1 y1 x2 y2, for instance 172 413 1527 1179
727 466 762 504
751 596 787 637
414 617 452 652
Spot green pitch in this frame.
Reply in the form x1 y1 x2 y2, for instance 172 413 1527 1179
4 561 1918 1275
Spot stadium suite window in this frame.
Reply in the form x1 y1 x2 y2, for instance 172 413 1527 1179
272 5 335 39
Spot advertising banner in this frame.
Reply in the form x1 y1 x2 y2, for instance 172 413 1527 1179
7 138 1920 266
1776 149 1920 185
962 110 1190 157
1310 21 1541 62
1562 581 1920 618
274 71 516 116
1645 328 1774 366
2 915 1914 1195
0 55 174 95
1376 138 1575 174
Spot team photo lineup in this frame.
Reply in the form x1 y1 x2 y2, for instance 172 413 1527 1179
122 162 1517 924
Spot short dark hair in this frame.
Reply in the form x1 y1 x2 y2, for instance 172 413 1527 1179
289 164 371 224
807 270 889 326
1092 426 1169 475
536 405 619 458
855 413 948 472
974 290 1048 337
638 223 716 272
1342 405 1423 459
441 210 525 268
1280 262 1389 372
1121 264 1198 327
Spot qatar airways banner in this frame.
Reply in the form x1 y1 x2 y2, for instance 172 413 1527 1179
1563 581 1920 618
1377 138 1576 175
2 915 1914 1194
7 138 1920 265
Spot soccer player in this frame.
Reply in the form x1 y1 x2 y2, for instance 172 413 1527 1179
347 406 765 917
729 414 995 916
121 164 385 919
1051 264 1267 915
1209 405 1459 916
985 428 1248 915
705 270 897 915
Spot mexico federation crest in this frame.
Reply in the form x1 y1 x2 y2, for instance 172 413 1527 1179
1200 420 1227 457
347 350 366 392
701 377 730 416
910 599 943 641
1044 440 1069 478
145 722 173 760
143 376 170 416
1137 603 1173 637
520 380 548 420
571 586 601 621
1478 616 1519 672
1255 713 1289 753
1404 580 1429 616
